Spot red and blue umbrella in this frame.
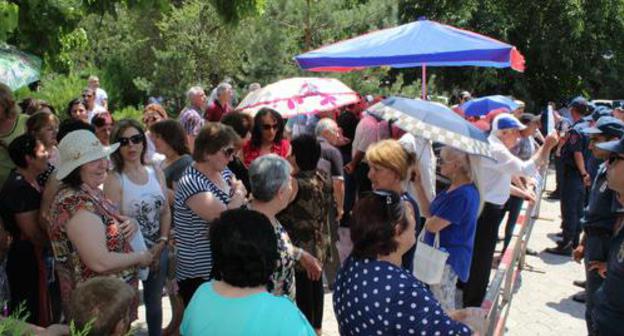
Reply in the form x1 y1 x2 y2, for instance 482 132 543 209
460 95 520 117
295 18 525 98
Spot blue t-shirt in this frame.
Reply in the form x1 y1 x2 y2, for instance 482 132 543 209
180 282 315 336
424 183 480 282
333 257 472 336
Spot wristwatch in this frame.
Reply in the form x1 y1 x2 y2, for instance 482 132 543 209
157 236 169 244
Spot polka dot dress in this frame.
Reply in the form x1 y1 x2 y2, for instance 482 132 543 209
333 257 472 335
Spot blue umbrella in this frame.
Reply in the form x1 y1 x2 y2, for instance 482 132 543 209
295 18 525 98
368 97 493 159
459 95 519 117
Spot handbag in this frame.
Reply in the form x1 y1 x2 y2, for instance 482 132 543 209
412 228 449 285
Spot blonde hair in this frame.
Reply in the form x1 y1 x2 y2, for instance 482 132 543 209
366 139 415 181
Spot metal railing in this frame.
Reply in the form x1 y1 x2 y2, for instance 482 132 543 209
481 164 549 335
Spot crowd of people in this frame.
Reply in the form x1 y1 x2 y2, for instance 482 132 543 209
0 76 622 336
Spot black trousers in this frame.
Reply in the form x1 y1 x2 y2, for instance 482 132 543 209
7 239 40 324
178 277 207 307
461 202 505 307
295 270 324 329
584 231 611 336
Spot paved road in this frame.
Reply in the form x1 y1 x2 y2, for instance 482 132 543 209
132 169 586 335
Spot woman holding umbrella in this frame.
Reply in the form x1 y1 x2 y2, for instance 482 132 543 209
242 108 290 167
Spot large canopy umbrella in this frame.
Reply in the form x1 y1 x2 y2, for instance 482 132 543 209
368 96 494 159
295 18 525 99
0 45 42 91
236 77 359 118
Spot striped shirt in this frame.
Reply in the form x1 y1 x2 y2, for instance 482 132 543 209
174 165 233 281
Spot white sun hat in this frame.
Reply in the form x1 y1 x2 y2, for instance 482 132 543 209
56 130 120 180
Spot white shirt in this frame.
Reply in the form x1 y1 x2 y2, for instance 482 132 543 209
87 105 107 123
477 134 537 205
95 88 108 108
351 114 389 158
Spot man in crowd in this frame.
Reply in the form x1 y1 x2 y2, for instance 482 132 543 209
83 87 107 123
205 82 233 122
570 116 624 334
179 86 206 152
547 96 591 255
88 75 108 109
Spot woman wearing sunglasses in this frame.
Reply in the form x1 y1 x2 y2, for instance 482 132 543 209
103 119 171 336
172 122 247 306
242 108 290 167
333 191 473 335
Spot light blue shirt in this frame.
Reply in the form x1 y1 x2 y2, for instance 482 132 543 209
180 282 315 336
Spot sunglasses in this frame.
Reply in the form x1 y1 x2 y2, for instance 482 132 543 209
262 123 279 131
221 146 236 157
608 155 624 165
118 134 144 147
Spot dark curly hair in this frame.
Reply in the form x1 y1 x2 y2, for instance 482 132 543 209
291 134 321 171
209 208 278 288
350 190 409 259
149 119 190 156
250 108 285 149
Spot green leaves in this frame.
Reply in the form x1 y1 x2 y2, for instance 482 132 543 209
0 0 18 42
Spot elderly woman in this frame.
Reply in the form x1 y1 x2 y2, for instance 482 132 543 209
0 134 50 324
48 130 153 317
365 139 420 271
181 209 315 335
174 122 247 305
277 135 332 333
333 191 473 335
247 154 322 301
143 103 168 164
462 114 557 307
242 108 290 167
103 119 170 336
412 147 481 311
66 98 89 123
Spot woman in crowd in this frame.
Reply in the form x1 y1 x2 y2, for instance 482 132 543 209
181 209 315 335
247 154 322 301
48 129 153 316
66 98 89 123
242 108 290 167
143 103 168 164
149 119 189 336
92 112 115 147
412 146 481 311
462 114 557 308
174 122 247 306
0 134 50 325
333 191 474 335
103 119 170 336
150 119 193 205
26 111 60 168
221 111 253 190
365 139 419 271
277 135 333 334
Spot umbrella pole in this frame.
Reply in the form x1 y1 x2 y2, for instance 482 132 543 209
421 64 427 100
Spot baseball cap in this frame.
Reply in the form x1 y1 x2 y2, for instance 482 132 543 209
584 105 612 121
597 137 624 155
583 116 624 138
491 114 526 132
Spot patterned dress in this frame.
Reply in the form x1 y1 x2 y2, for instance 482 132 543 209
267 218 297 302
48 187 138 317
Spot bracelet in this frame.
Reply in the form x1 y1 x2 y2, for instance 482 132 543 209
294 247 304 261
157 236 168 244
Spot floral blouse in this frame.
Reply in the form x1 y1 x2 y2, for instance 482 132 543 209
267 218 297 302
49 187 138 312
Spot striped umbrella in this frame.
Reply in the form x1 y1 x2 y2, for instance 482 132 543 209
368 97 494 159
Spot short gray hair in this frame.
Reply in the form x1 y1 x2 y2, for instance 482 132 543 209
187 86 204 101
249 154 292 202
315 117 338 137
216 83 232 97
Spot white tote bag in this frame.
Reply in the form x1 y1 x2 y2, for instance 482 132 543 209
412 229 449 285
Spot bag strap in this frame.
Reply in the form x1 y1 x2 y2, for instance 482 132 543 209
417 227 441 249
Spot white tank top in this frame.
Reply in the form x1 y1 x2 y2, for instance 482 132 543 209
120 165 166 248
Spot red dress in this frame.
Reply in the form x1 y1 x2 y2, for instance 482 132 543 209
242 139 291 167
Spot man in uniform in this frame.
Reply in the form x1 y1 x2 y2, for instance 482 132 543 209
547 96 591 255
572 116 624 334
592 137 624 336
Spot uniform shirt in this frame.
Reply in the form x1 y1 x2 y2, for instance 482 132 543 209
582 163 618 232
560 120 589 171
592 227 624 336
478 134 537 205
